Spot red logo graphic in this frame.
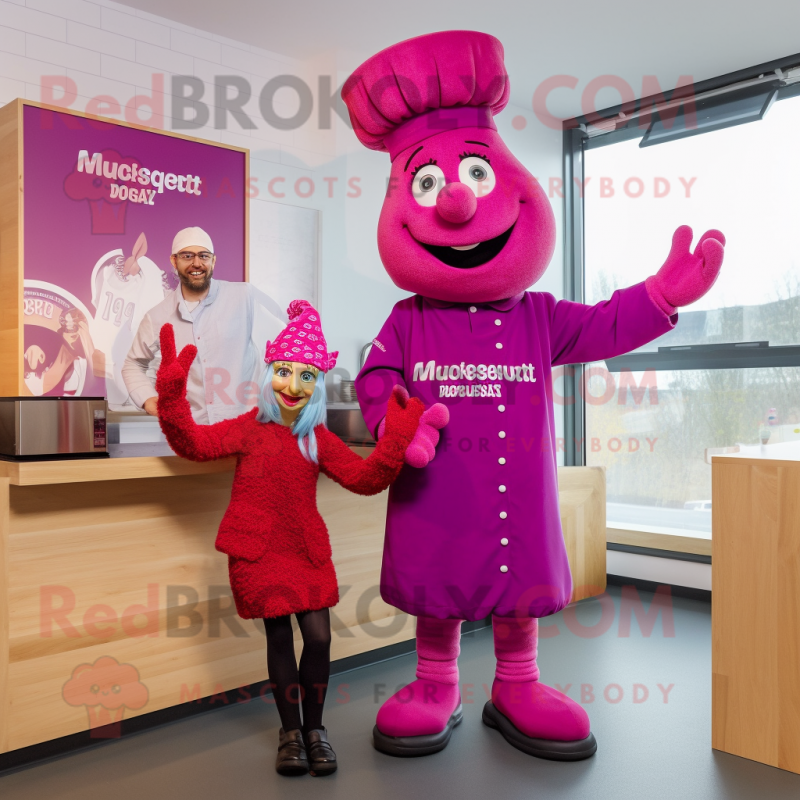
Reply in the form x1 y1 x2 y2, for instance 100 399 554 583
64 148 137 235
62 655 149 738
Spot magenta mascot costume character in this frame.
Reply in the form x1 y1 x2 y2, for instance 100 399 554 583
343 31 725 760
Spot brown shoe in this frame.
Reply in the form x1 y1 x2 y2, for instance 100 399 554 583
306 728 337 776
276 728 309 776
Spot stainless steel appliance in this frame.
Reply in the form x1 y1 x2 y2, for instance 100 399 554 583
326 403 374 446
338 342 375 403
0 397 108 459
359 342 373 370
339 380 358 403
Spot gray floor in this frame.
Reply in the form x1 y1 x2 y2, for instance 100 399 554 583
2 586 799 799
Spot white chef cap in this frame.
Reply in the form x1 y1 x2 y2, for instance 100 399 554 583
172 226 214 254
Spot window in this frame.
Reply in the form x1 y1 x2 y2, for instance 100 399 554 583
584 364 800 540
563 58 800 547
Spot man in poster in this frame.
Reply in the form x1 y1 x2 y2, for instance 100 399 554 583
123 226 285 423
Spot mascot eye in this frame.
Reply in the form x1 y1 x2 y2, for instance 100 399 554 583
411 165 445 207
458 157 496 197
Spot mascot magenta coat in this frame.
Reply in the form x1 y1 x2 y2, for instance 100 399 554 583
344 30 725 760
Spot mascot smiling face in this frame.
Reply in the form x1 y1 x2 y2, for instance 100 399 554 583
379 127 555 303
343 29 555 304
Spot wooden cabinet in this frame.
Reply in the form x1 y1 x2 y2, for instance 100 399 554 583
712 455 800 774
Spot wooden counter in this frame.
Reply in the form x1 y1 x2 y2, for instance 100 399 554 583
0 453 606 754
0 453 236 486
712 454 800 774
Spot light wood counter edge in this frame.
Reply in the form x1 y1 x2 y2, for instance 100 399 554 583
0 454 612 491
711 455 800 467
0 455 236 486
606 526 711 557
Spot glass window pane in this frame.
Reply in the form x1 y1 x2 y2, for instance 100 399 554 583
585 93 800 349
585 365 800 538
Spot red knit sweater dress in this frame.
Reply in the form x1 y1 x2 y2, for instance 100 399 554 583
157 376 422 620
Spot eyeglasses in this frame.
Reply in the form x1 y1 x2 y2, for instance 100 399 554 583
174 252 214 263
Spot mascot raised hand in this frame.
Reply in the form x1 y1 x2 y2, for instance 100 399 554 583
344 30 724 760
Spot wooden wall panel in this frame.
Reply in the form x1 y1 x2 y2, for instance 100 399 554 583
559 466 607 601
712 457 800 774
0 100 22 396
0 478 10 753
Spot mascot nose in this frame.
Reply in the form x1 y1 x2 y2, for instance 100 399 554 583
435 182 477 224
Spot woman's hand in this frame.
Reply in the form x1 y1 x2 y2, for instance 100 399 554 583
155 323 197 399
381 386 449 468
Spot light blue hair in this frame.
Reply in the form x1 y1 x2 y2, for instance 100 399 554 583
257 363 327 463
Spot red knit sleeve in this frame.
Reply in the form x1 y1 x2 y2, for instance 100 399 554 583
315 427 401 494
157 379 255 461
316 392 422 494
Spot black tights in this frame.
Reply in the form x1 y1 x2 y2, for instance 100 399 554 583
264 609 331 734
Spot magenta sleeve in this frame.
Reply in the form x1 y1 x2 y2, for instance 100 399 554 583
355 301 411 437
548 281 677 366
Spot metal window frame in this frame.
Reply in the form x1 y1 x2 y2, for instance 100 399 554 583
569 52 800 145
606 343 800 372
562 126 586 466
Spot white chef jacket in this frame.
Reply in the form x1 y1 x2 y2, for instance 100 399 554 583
122 280 285 424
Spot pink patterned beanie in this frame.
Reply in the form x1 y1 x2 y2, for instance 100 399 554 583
264 300 338 372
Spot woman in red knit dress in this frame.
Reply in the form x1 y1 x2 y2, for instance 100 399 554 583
155 300 425 777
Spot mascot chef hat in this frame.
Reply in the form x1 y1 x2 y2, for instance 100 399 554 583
341 30 510 161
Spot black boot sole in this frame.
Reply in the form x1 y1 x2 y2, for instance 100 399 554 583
372 705 463 757
275 762 309 777
482 701 597 761
309 763 337 777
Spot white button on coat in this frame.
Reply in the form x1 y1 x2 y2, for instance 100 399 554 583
496 342 503 349
499 431 506 438
495 319 501 326
499 511 507 519
499 485 507 493
498 457 506 465
500 565 509 573
469 306 477 313
501 538 509 546
498 405 506 412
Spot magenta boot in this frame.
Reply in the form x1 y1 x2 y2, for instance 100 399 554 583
482 615 597 760
373 616 463 756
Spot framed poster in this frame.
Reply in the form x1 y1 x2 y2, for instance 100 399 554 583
0 100 249 402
